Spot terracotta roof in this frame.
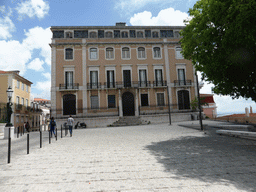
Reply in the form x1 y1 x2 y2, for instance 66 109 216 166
34 98 50 101
0 71 7 74
200 94 215 104
221 113 256 118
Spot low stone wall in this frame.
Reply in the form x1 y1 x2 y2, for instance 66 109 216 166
140 112 194 124
55 116 119 129
216 116 256 125
0 123 6 133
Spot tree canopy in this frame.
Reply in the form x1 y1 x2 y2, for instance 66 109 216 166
180 0 256 102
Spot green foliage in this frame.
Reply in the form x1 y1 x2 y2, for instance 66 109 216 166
180 0 256 102
190 97 208 111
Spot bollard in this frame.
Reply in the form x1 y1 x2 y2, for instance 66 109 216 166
40 131 42 148
17 127 19 138
49 130 51 144
7 128 11 164
20 126 22 137
61 125 62 138
65 125 67 136
27 133 29 154
56 128 57 141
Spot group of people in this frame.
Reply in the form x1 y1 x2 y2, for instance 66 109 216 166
49 115 74 137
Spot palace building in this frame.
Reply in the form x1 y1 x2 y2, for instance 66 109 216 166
50 23 197 120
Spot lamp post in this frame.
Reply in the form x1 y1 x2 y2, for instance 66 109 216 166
6 86 13 127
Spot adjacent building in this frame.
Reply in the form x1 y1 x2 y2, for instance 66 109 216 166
50 23 198 120
200 94 217 118
0 70 32 127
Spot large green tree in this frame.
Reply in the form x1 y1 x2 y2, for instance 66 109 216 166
180 0 256 102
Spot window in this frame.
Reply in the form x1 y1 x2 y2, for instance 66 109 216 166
121 31 128 38
108 95 116 108
153 47 161 58
155 69 163 86
152 31 159 38
65 71 73 89
138 47 146 59
90 32 97 38
137 31 143 38
107 70 115 88
90 48 98 59
21 83 24 90
21 98 24 106
122 47 130 59
26 85 28 92
65 32 73 38
65 48 73 60
26 99 28 107
105 31 112 38
17 80 20 89
176 47 184 59
145 30 151 38
16 96 20 104
16 115 19 123
106 48 114 59
139 69 147 87
141 94 149 106
90 71 98 89
157 93 165 106
174 31 180 38
178 69 186 85
91 96 99 109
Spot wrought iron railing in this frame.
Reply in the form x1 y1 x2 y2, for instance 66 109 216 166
59 83 79 90
174 80 192 87
153 80 167 87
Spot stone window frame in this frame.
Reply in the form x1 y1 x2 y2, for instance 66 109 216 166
64 47 74 61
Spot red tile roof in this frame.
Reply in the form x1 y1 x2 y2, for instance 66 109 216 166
222 113 256 118
200 94 215 104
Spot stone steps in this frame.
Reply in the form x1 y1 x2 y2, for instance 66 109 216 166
109 116 148 127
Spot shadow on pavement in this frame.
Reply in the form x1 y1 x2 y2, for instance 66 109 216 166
145 127 256 191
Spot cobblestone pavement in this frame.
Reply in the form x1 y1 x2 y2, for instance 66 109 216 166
1 121 256 191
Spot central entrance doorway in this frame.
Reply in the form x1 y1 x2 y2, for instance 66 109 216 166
122 92 135 116
63 94 76 115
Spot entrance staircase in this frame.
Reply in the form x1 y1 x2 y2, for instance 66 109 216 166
109 116 148 127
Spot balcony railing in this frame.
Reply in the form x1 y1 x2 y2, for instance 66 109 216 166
87 83 101 90
174 80 192 87
16 104 22 110
153 80 167 87
87 81 166 90
59 83 79 90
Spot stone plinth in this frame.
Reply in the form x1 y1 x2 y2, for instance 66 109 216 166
4 126 15 139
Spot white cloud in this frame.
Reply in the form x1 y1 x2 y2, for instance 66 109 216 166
27 58 44 71
130 7 189 26
33 72 51 99
115 0 163 13
0 40 31 75
0 6 15 39
22 26 51 65
0 26 51 75
16 0 49 20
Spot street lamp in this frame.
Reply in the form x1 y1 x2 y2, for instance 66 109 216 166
6 86 13 127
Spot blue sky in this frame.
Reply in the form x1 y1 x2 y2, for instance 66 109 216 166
0 0 255 115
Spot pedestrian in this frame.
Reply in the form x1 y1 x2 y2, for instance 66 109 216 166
67 115 74 137
26 121 30 132
23 122 26 133
50 117 56 138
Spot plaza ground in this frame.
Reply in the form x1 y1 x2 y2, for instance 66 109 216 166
0 120 256 191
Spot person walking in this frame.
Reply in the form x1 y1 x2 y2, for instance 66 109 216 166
67 115 74 137
50 117 56 138
26 121 30 133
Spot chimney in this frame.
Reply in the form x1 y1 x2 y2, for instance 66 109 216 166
250 106 253 114
245 107 249 117
116 22 126 26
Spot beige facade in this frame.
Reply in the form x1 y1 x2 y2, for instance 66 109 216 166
0 70 33 127
50 23 197 118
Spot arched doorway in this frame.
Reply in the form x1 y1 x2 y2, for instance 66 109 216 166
122 92 135 116
63 94 76 115
178 90 190 110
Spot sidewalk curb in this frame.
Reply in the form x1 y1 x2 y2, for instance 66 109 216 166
216 130 256 140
